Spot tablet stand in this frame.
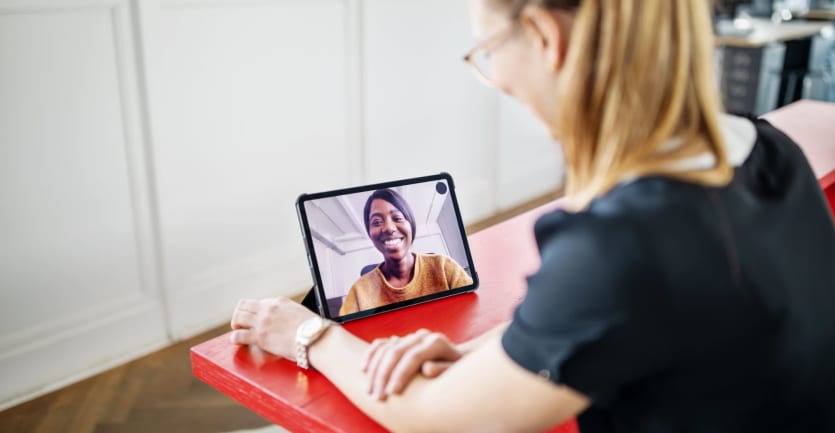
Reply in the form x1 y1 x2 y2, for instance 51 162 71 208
300 286 318 313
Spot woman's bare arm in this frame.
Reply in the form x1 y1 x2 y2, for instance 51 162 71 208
457 321 510 354
310 325 589 433
361 320 512 396
231 298 588 433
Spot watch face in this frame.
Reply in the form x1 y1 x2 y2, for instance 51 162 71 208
300 317 322 337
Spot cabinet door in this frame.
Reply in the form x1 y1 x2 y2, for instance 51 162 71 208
141 0 355 338
0 0 168 409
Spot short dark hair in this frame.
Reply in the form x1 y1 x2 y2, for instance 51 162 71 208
363 189 416 239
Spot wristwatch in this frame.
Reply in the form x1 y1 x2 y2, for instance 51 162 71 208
295 316 335 370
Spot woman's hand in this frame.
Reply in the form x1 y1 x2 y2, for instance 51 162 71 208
362 329 463 400
229 297 317 360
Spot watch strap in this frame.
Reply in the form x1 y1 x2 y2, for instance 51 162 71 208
296 317 333 370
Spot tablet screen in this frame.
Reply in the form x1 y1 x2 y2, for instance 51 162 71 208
296 173 478 322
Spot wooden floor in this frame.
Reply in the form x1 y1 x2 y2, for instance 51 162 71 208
0 325 272 433
0 189 561 433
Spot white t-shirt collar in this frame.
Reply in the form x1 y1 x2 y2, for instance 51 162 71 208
617 114 757 185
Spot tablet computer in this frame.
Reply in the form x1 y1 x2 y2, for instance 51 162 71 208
296 172 479 322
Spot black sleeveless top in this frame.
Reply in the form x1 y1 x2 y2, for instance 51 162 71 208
502 119 835 433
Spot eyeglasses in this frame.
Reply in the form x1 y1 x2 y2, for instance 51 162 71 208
462 21 519 87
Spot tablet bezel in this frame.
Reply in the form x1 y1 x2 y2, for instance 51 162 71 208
295 172 479 323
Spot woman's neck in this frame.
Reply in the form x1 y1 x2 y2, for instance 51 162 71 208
382 253 416 284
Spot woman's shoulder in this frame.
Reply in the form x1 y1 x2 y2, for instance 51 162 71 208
533 114 814 250
530 211 659 309
745 118 821 190
531 185 715 279
415 252 454 266
415 253 469 274
533 193 664 254
351 267 383 291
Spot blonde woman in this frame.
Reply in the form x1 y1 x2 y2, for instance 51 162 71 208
230 1 835 432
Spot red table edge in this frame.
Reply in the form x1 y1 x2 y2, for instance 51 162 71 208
821 170 835 190
191 349 338 432
821 170 835 217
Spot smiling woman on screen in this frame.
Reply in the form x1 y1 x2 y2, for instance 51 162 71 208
338 189 473 316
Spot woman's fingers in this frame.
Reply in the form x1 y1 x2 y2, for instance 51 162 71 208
366 331 429 399
381 346 428 396
386 334 461 395
236 298 261 313
361 338 390 373
230 298 261 330
364 338 397 394
229 329 256 345
360 329 463 400
230 309 257 330
421 360 454 378
363 331 425 379
227 296 317 359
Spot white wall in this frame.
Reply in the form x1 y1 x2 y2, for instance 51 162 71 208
0 0 170 410
0 0 563 409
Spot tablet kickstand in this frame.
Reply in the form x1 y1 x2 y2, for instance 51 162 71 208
300 287 319 313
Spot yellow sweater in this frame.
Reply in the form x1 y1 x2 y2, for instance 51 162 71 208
338 253 473 316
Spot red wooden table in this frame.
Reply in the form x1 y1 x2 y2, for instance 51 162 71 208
191 197 578 433
192 100 834 433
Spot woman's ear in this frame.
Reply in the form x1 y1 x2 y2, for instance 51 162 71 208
519 6 567 73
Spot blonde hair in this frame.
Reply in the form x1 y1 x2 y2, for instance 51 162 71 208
493 0 732 210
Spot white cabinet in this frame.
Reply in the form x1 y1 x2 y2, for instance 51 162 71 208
141 0 354 339
0 0 168 409
0 0 564 409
